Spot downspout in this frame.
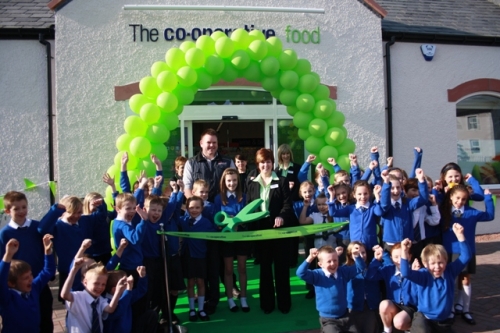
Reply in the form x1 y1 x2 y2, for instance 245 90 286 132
39 34 55 205
385 36 396 157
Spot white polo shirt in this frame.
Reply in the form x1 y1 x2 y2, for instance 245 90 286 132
66 290 108 333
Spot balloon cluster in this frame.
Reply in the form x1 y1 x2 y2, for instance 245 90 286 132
107 28 355 193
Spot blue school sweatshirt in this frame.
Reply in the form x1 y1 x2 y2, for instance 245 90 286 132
331 202 350 241
347 271 381 311
328 202 382 248
213 193 247 229
442 195 494 254
0 254 55 333
179 215 216 258
296 257 366 318
380 180 428 243
401 240 471 321
112 218 147 270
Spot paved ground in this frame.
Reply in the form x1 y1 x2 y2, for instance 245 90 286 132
2 235 499 333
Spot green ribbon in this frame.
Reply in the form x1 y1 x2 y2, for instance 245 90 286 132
159 222 348 241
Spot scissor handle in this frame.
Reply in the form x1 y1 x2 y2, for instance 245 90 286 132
214 211 230 226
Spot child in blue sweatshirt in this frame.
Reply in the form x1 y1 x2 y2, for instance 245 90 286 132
82 191 113 265
400 223 471 332
0 234 55 333
296 245 366 333
180 195 217 322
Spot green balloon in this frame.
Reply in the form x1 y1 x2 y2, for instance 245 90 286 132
215 37 234 58
242 61 261 82
124 116 147 137
309 118 328 137
249 29 266 41
146 123 170 144
319 145 339 162
173 85 195 106
179 40 196 53
294 59 311 76
326 111 345 128
337 155 351 172
151 143 168 161
279 49 298 70
174 105 184 115
286 105 299 116
314 100 334 119
293 111 314 129
279 89 299 106
129 94 151 114
329 98 337 111
177 66 198 87
305 136 325 154
231 50 250 70
211 30 226 41
196 68 212 89
156 92 178 112
266 37 283 58
204 55 225 76
165 48 187 71
231 28 251 50
310 72 321 84
298 128 311 140
270 88 283 100
151 61 170 78
340 126 348 138
336 138 356 156
159 110 179 131
296 94 315 112
324 127 346 146
247 40 268 61
130 137 151 159
312 84 331 100
220 60 239 82
260 56 280 76
114 151 138 170
116 133 133 151
279 70 299 90
106 165 119 179
141 158 157 177
140 103 161 124
185 48 205 69
139 76 161 99
156 70 178 92
261 74 280 92
196 35 215 57
298 74 319 94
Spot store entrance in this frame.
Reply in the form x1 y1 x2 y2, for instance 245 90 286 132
193 120 265 167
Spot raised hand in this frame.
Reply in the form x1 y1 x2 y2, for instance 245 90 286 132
401 238 412 252
371 146 378 153
121 152 129 167
372 245 383 261
154 175 163 189
327 157 337 166
412 258 421 270
5 239 20 257
386 157 393 168
81 239 92 250
306 154 317 163
381 169 389 183
369 160 378 170
137 266 146 278
335 246 344 257
429 194 437 206
415 168 425 182
102 172 115 186
452 223 465 241
135 205 149 221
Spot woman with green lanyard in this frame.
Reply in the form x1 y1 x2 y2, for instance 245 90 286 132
247 148 293 314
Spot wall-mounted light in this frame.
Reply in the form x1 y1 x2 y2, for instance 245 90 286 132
123 5 325 14
421 44 436 61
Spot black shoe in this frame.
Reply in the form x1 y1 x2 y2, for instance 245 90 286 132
189 309 197 322
454 303 464 315
241 305 250 313
462 312 476 325
230 305 239 312
280 309 290 314
198 310 210 321
305 290 315 299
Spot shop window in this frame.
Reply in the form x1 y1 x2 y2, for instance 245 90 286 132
277 119 305 165
190 89 273 105
456 95 500 184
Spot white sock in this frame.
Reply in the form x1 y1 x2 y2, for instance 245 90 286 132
462 284 472 312
383 326 392 333
228 298 236 308
456 290 464 307
198 296 205 311
188 298 195 310
240 297 248 308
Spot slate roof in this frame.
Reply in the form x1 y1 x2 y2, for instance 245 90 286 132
378 0 500 40
0 0 54 29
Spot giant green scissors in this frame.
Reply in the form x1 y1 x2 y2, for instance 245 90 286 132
213 198 270 232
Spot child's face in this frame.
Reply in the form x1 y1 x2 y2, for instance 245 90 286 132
146 203 163 223
63 207 83 224
176 164 185 176
5 199 28 224
336 187 349 204
193 186 209 201
425 255 447 278
318 252 339 274
235 158 247 172
390 248 402 269
336 175 350 185
8 270 33 293
225 174 239 192
445 170 461 185
406 188 419 199
316 197 329 214
300 186 315 201
351 244 367 262
116 201 136 222
354 185 370 205
450 191 468 209
188 200 203 219
84 272 108 298
390 180 402 200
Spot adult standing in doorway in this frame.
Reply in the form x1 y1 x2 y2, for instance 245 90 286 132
183 128 235 314
247 148 293 314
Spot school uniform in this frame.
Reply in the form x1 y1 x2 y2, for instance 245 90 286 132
347 269 381 333
214 192 249 257
308 212 336 249
296 256 366 333
0 254 56 333
66 290 109 333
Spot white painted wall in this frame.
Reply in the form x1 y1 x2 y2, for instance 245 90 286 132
54 0 386 197
389 42 500 181
0 40 51 220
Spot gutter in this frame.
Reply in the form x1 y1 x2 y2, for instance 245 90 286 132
385 36 396 157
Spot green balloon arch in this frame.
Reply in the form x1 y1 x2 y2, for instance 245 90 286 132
106 28 355 199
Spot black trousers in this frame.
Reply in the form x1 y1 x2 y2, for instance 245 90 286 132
205 240 221 306
257 237 291 312
123 268 151 332
143 257 168 318
39 283 54 333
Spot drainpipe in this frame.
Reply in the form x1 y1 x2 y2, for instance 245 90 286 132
39 34 55 205
385 36 396 157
